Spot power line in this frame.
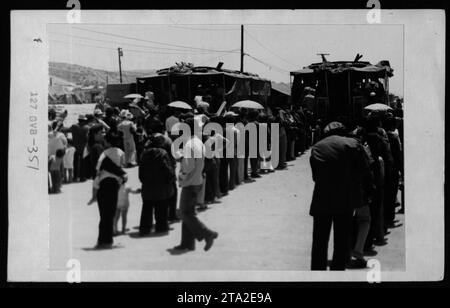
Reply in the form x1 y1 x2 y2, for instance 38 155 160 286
245 53 290 75
72 26 238 53
50 38 238 56
244 29 297 68
49 31 237 54
168 25 240 31
50 39 117 51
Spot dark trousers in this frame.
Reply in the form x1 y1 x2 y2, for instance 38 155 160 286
180 185 214 249
168 183 178 221
366 185 385 247
286 137 293 161
278 133 287 168
243 155 250 179
50 170 62 193
83 155 92 179
73 149 85 180
250 157 259 176
311 213 353 270
214 159 222 198
97 178 119 245
228 158 238 189
384 170 399 224
140 198 170 234
220 158 237 193
205 159 219 202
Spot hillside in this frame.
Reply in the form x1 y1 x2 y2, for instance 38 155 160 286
49 62 157 87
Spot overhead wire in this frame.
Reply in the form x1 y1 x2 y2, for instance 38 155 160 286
49 31 238 54
244 29 297 68
245 53 290 75
72 26 238 53
168 25 240 31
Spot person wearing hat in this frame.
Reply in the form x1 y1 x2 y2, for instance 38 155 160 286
103 107 119 132
309 121 373 270
117 110 137 167
69 114 90 182
94 108 110 131
138 133 176 235
173 117 219 252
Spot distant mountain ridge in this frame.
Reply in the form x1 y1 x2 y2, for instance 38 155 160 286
49 62 157 87
49 62 292 96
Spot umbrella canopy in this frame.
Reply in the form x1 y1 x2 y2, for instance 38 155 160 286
123 93 144 99
231 100 264 110
168 101 193 110
364 103 392 111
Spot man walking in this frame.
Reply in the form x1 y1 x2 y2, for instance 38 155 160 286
174 117 218 252
309 122 372 270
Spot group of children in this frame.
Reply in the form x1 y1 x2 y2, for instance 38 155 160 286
48 139 76 194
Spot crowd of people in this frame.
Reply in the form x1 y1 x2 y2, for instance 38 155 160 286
48 93 316 252
48 92 404 268
309 107 404 270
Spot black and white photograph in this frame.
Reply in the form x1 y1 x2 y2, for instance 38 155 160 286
7 9 445 283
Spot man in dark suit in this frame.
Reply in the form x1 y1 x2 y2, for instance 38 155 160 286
309 122 372 270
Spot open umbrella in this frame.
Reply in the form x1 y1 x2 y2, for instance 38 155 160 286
123 93 144 99
364 103 393 112
168 101 193 110
231 100 264 110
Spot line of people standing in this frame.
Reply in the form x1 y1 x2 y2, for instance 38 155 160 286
309 110 404 270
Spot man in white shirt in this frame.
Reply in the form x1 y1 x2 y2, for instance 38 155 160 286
174 117 218 252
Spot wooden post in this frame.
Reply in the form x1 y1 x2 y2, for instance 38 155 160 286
240 25 244 73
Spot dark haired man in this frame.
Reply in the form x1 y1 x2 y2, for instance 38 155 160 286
309 122 372 270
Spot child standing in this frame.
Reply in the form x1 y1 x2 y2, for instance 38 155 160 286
63 139 76 183
49 149 65 193
114 184 140 235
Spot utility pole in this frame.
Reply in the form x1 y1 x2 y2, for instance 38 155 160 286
240 25 244 73
118 47 123 84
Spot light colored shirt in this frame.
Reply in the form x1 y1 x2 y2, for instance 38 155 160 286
48 131 67 157
117 120 136 141
95 147 126 187
63 146 76 169
194 114 209 130
179 136 205 187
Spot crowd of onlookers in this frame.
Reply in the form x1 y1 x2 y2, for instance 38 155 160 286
48 93 404 266
48 94 317 251
309 103 404 270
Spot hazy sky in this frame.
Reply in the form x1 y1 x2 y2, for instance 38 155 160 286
48 24 403 96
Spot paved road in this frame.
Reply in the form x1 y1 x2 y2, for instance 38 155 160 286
49 150 404 272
